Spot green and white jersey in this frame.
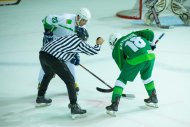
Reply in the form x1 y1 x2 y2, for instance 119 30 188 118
42 13 77 39
112 29 155 70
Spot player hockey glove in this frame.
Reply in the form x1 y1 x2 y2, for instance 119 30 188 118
151 45 156 50
43 31 53 45
70 53 80 65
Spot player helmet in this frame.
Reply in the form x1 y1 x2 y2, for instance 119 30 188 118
109 33 122 49
77 8 91 21
75 26 89 41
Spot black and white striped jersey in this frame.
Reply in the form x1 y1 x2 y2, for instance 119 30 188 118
40 34 101 62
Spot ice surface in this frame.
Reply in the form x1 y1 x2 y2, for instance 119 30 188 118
0 0 190 127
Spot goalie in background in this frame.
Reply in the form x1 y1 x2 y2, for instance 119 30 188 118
144 0 190 26
106 29 158 116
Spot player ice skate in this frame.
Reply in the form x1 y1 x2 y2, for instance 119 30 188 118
35 96 52 107
68 103 87 119
144 90 159 108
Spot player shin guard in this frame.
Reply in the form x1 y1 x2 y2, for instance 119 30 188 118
144 82 158 107
111 86 123 102
144 81 155 96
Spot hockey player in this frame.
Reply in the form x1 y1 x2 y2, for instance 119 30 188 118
36 27 104 119
38 8 92 94
106 29 158 116
144 0 190 26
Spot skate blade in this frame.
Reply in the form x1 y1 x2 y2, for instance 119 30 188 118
71 113 86 120
106 110 116 117
35 103 51 108
122 94 135 100
145 102 159 108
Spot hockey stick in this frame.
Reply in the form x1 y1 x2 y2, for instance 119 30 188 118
155 33 165 44
96 32 165 93
79 64 132 97
79 64 112 89
151 6 171 29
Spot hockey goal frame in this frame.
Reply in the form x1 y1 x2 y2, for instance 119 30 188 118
0 0 21 6
116 0 143 20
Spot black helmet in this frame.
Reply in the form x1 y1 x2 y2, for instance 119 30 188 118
75 26 89 41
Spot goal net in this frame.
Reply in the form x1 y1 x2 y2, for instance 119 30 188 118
116 0 190 20
116 0 144 20
183 0 190 10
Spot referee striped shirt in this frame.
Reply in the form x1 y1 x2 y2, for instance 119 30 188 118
40 34 101 62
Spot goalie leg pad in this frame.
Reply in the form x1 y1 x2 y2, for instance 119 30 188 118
145 0 166 12
144 10 155 25
144 0 166 25
170 0 188 15
154 0 167 13
169 0 190 25
179 12 190 25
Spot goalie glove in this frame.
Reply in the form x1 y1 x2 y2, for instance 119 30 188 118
145 0 158 8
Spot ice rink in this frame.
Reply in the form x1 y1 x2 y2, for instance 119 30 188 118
0 0 190 127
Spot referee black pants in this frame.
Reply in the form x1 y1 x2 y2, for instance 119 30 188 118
38 51 77 104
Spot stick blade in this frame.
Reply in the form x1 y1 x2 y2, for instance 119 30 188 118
122 94 135 99
158 25 174 29
96 87 113 93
